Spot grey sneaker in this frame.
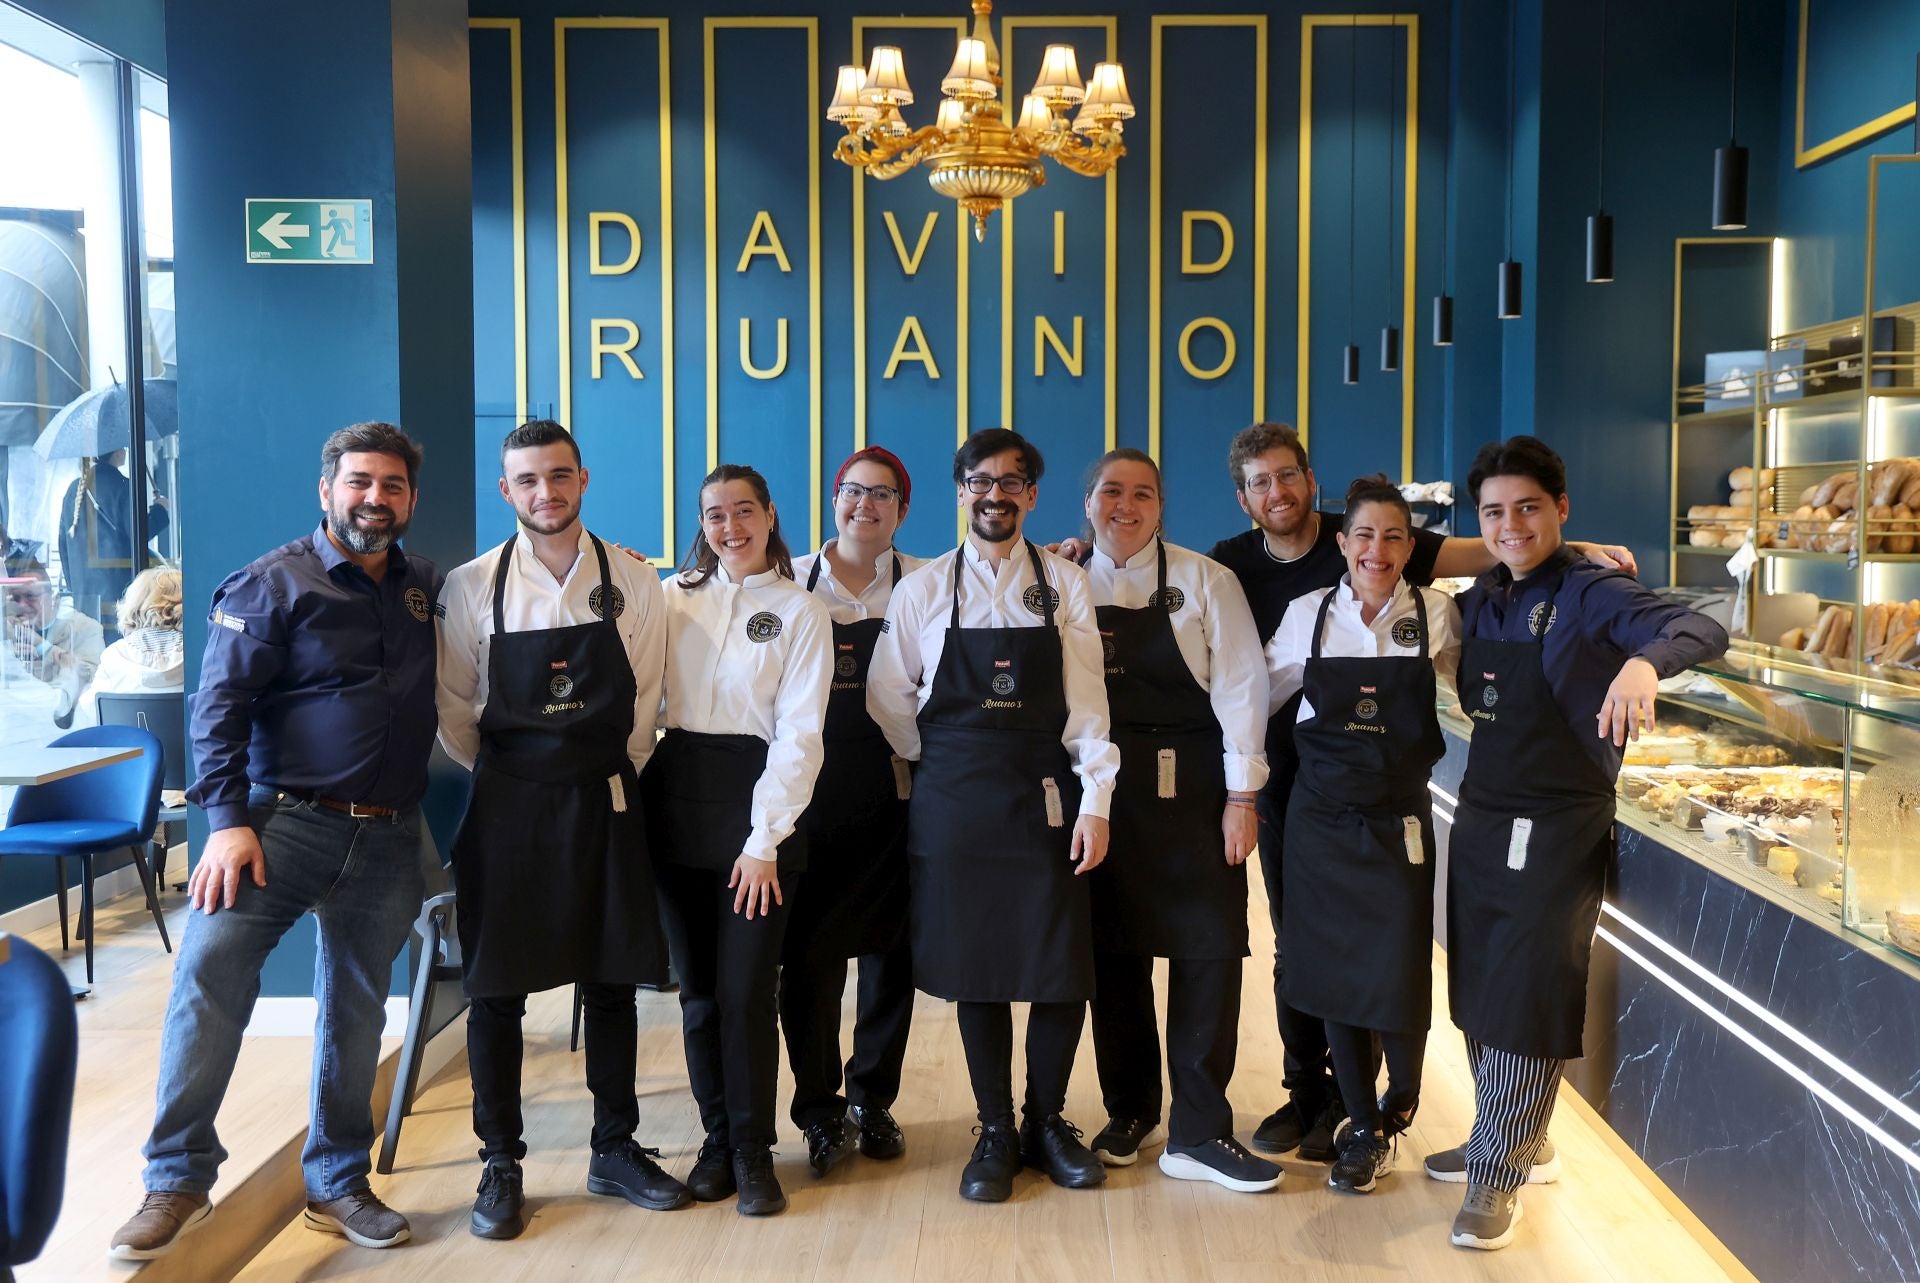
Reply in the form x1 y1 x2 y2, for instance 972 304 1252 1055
1450 1182 1525 1250
108 1190 212 1260
1423 1135 1559 1184
304 1188 411 1248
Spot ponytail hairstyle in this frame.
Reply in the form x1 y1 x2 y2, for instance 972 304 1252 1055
678 463 796 586
1340 473 1413 533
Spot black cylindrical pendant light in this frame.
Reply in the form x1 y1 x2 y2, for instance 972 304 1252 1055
1433 293 1454 346
1587 213 1615 283
1587 0 1615 283
1380 326 1402 372
1712 0 1749 230
1381 17 1402 372
1498 259 1523 320
1343 343 1361 385
1433 0 1455 347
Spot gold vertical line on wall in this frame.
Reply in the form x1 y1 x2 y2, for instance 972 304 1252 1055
706 18 823 548
470 18 527 425
1794 0 1918 168
555 18 674 560
1148 18 1163 461
1298 14 1417 474
998 16 1119 450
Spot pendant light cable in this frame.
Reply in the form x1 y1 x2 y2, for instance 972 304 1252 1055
1597 0 1607 209
1348 15 1358 346
1505 0 1515 261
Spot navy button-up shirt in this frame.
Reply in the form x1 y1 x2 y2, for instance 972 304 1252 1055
1455 545 1730 780
188 525 444 831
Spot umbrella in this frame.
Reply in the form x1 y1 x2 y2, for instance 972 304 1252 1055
33 377 178 460
0 215 87 448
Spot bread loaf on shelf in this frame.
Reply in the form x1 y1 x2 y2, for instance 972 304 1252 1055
1886 503 1917 555
1871 459 1915 507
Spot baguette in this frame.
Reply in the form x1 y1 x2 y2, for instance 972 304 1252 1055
1832 478 1860 513
1800 483 1822 507
1864 602 1893 658
1805 605 1843 653
1901 473 1920 509
1812 473 1849 509
1780 626 1810 650
1871 459 1915 507
1823 608 1854 658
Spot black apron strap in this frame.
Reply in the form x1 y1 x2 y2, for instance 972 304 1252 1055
949 549 965 630
587 533 615 628
1024 539 1055 627
1310 583 1338 660
490 536 515 635
1154 537 1167 603
1410 582 1430 658
891 553 903 587
806 553 823 592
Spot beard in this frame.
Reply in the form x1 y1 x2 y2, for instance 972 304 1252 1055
1250 495 1312 539
968 498 1020 544
517 500 578 536
328 503 409 554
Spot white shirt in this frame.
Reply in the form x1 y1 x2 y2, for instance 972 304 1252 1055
1084 538 1271 794
792 540 928 623
866 538 1120 819
1265 576 1462 722
661 563 832 862
435 528 668 772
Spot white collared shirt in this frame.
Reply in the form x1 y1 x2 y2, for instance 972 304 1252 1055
661 562 832 862
792 540 928 623
1084 538 1271 793
1265 575 1462 722
865 538 1120 819
435 528 667 773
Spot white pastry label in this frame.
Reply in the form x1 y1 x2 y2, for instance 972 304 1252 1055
1507 817 1533 870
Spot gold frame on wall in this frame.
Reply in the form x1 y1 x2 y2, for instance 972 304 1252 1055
469 17 527 427
1794 0 1918 168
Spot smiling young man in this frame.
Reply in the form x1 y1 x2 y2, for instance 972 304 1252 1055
1432 436 1726 1251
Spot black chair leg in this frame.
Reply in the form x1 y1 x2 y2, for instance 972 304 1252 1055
378 911 442 1176
53 856 69 954
570 983 583 1053
130 844 171 954
81 852 95 984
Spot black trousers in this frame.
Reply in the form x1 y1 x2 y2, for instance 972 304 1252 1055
1256 781 1337 1113
1089 952 1239 1145
468 982 638 1162
954 1000 1084 1128
1325 1022 1427 1135
655 863 797 1148
780 936 915 1130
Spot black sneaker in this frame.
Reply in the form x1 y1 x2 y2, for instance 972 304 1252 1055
587 1140 692 1210
686 1133 735 1202
1019 1114 1106 1189
1090 1117 1165 1167
1328 1123 1394 1194
804 1117 858 1177
959 1124 1022 1203
732 1144 787 1216
1250 1101 1308 1154
1158 1137 1282 1192
1296 1099 1347 1164
470 1157 525 1239
849 1104 906 1159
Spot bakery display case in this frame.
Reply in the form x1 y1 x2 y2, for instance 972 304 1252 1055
1614 641 1920 964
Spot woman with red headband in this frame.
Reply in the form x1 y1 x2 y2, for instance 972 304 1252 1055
780 446 927 1178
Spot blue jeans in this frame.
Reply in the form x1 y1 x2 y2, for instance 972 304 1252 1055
142 787 425 1200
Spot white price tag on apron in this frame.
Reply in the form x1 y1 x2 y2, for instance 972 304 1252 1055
1506 817 1533 870
609 773 628 813
1156 748 1177 799
1402 815 1424 865
891 754 913 801
1042 777 1065 828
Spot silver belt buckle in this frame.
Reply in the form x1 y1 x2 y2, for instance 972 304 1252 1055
348 801 379 818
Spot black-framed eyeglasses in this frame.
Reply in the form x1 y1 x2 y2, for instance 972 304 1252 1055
1243 467 1306 495
835 480 900 505
962 473 1030 496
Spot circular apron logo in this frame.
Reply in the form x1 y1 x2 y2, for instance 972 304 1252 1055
549 674 574 699
745 611 783 643
835 654 858 678
403 587 431 622
1150 586 1186 613
1355 697 1379 720
1390 615 1422 647
1100 634 1117 664
589 585 626 620
1021 584 1060 616
1527 602 1557 636
991 671 1017 696
1482 684 1499 708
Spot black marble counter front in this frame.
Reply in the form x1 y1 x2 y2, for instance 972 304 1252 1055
1432 731 1920 1283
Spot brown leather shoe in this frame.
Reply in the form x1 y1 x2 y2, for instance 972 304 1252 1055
303 1188 411 1248
108 1190 212 1260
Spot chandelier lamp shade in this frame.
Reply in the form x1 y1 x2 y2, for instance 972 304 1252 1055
827 0 1134 241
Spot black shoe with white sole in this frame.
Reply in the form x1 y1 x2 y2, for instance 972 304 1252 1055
470 1158 525 1239
1157 1137 1282 1192
1090 1117 1164 1167
1328 1125 1394 1194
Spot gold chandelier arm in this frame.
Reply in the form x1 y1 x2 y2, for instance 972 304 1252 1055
834 126 949 179
1030 129 1125 178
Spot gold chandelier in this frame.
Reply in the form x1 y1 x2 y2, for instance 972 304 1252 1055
826 0 1134 241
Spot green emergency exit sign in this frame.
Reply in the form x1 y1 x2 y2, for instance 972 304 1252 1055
246 199 374 264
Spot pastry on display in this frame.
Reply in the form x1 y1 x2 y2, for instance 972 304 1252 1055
1889 910 1920 955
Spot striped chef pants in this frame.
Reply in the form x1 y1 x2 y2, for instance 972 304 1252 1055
1463 1037 1563 1191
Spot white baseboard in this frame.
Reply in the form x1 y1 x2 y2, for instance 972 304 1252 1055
244 995 412 1038
0 861 154 936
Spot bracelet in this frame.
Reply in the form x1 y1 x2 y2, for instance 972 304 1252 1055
1225 798 1259 811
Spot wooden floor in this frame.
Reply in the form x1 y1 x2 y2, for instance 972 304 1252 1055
225 883 1740 1283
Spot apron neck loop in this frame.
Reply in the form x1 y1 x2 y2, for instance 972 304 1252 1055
492 531 614 634
805 553 823 593
1025 540 1054 626
1310 583 1337 660
950 539 1053 628
1410 581 1430 658
1154 537 1167 604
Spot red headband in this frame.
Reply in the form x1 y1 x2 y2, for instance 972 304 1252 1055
835 445 911 510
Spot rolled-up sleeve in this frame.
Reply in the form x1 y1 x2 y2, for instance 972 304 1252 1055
187 571 290 831
744 595 832 862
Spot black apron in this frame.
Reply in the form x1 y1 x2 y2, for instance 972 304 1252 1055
450 534 668 998
1281 586 1445 1034
1090 539 1247 959
643 731 808 874
1447 580 1616 1059
787 552 910 962
907 540 1092 1003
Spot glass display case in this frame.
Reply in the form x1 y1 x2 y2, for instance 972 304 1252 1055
1613 641 1920 964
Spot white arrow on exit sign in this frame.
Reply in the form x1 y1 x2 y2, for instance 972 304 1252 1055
256 210 309 250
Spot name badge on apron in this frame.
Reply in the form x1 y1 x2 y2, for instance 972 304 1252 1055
1507 816 1533 870
1042 777 1066 828
891 754 913 801
1156 748 1177 800
1403 815 1424 865
609 774 628 813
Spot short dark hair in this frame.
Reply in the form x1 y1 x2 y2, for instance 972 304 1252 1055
1466 435 1568 504
1226 422 1309 487
501 418 582 470
954 427 1044 485
321 422 423 489
1340 473 1412 533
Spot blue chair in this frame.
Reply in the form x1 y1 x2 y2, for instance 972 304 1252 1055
93 692 189 888
0 934 80 1277
0 726 167 985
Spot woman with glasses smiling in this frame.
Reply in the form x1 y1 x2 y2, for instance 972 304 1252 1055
780 447 927 1180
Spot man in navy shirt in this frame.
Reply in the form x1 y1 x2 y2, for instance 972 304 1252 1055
1430 436 1726 1251
111 423 442 1262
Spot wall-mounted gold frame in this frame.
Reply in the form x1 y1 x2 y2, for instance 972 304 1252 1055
1794 0 1917 168
469 18 527 427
